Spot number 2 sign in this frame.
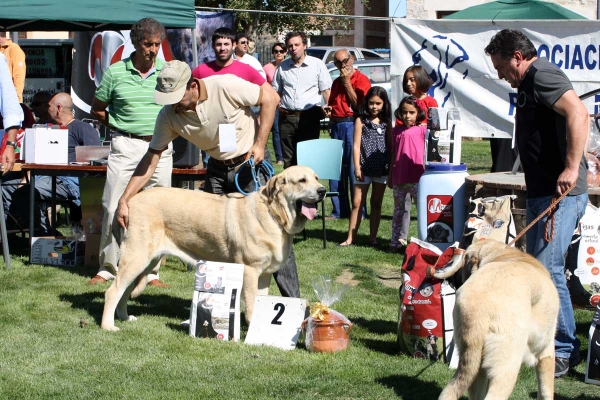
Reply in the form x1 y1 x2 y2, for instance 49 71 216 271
245 296 307 350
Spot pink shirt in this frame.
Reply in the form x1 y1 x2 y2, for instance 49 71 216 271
192 60 266 86
263 62 276 84
390 124 427 185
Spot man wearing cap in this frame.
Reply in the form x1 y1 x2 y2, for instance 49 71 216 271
87 18 173 286
114 61 306 299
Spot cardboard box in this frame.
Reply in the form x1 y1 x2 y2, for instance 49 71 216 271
30 236 85 266
84 233 101 267
23 127 68 164
79 178 105 234
189 261 244 341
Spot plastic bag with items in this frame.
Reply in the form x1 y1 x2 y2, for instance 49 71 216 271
302 275 352 353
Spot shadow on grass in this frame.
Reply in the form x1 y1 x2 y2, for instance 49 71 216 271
356 337 399 356
60 291 191 326
553 394 598 400
352 316 396 335
377 371 446 400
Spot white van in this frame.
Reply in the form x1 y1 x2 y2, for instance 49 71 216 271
18 39 73 107
307 46 384 64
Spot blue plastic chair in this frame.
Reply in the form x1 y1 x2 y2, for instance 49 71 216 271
296 139 343 248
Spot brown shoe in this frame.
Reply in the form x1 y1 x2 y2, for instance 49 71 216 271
88 275 108 285
147 279 169 288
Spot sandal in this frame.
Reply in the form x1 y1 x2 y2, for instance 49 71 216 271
337 242 353 247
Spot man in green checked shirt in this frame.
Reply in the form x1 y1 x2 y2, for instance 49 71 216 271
88 18 173 287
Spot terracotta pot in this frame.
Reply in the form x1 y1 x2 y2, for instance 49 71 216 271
302 314 353 353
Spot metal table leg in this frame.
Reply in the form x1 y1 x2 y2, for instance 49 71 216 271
0 188 11 270
29 171 35 248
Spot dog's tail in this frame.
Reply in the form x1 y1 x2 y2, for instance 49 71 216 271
428 248 465 280
438 325 484 400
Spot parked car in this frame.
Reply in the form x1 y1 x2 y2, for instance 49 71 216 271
306 46 384 64
321 59 392 128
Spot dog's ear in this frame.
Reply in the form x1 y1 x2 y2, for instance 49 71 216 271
461 251 481 280
264 175 280 203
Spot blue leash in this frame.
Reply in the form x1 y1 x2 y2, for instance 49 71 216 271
234 156 275 196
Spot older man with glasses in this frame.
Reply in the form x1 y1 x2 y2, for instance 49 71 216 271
326 49 371 220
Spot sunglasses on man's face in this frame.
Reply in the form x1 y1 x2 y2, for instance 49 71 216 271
334 57 350 66
238 40 248 44
273 49 286 54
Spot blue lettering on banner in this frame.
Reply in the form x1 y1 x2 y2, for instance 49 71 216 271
508 93 518 116
571 45 583 69
539 43 600 71
595 94 600 115
586 45 597 70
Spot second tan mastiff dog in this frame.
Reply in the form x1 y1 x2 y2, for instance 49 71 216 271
101 166 325 332
431 240 559 400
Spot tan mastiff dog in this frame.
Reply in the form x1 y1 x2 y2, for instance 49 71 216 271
101 166 325 331
431 240 559 400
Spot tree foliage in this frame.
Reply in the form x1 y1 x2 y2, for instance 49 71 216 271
196 0 354 37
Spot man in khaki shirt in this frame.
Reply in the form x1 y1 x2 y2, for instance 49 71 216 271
116 60 278 217
0 33 26 102
114 61 304 300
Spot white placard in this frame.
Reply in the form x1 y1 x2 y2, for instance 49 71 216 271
218 123 237 152
245 296 307 350
189 261 244 341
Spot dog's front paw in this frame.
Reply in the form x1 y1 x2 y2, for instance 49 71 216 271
101 324 120 332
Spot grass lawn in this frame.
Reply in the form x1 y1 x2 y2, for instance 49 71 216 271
0 138 598 399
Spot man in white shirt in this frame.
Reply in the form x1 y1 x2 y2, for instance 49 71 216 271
233 32 267 80
0 53 22 174
272 31 332 168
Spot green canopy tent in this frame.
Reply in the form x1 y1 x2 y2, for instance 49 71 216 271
0 0 196 31
444 0 586 20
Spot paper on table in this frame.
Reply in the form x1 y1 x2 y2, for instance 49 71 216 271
219 124 237 152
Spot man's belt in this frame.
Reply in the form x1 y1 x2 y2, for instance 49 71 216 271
113 130 152 142
278 107 303 116
211 153 248 166
330 116 354 123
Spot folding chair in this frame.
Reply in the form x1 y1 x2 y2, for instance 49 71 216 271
297 139 343 248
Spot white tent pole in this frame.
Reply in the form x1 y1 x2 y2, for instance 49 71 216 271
191 28 198 67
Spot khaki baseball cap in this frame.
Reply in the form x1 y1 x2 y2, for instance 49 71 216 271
154 60 191 105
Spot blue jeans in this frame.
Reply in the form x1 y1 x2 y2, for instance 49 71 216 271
526 192 588 359
272 109 283 162
329 121 355 218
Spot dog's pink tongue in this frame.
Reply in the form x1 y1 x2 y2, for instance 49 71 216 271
301 202 318 220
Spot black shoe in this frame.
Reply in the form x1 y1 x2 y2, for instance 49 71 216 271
554 357 570 378
569 352 582 368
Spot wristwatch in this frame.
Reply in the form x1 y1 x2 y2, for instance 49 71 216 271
5 141 17 147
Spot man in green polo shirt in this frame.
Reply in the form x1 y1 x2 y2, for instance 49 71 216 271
88 18 173 286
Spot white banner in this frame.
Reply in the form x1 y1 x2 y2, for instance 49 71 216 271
392 19 600 138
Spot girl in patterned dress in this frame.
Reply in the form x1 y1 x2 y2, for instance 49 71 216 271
339 86 391 247
388 96 427 252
